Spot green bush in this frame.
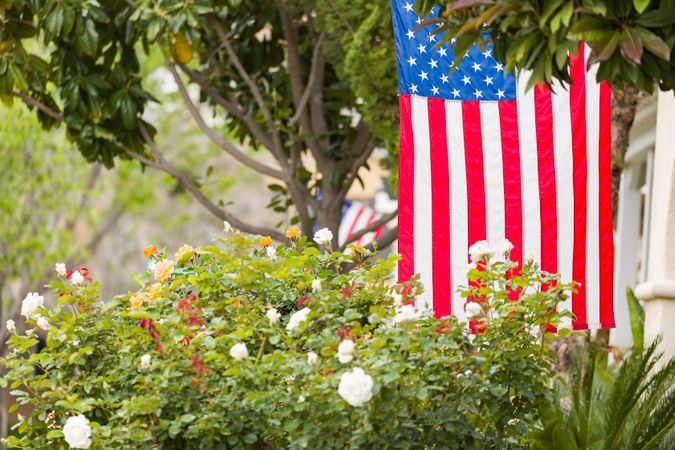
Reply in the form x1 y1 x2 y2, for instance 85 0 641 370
2 231 573 449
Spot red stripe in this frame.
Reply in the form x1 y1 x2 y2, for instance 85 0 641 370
598 82 615 328
398 95 415 283
346 206 365 242
570 44 588 329
534 85 558 332
499 101 523 266
534 87 558 277
428 98 452 318
373 225 384 241
462 102 487 255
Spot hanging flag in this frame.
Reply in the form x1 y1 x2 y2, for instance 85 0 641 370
339 200 385 247
392 1 614 330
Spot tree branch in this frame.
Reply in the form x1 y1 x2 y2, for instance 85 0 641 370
128 124 287 242
12 92 63 121
289 32 326 127
166 61 284 180
206 14 285 162
341 208 398 249
179 64 276 152
367 226 398 253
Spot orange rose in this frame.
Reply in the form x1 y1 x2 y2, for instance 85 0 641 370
259 236 273 247
286 226 301 239
175 244 196 262
147 283 164 301
143 245 158 258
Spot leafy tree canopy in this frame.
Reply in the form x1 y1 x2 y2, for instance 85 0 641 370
0 0 399 246
417 0 675 92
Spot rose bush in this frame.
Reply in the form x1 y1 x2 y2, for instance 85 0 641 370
1 231 574 449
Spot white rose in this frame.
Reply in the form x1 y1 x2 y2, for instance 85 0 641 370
524 251 537 264
62 414 92 449
6 319 16 333
465 301 483 320
140 354 151 370
70 271 86 287
343 247 354 256
229 343 249 361
393 304 419 323
223 221 232 234
313 227 333 246
337 339 355 364
286 307 311 331
468 240 494 263
311 278 322 293
307 351 319 366
55 263 67 278
20 292 44 319
266 246 277 260
392 293 403 307
496 239 514 255
36 316 50 331
338 367 374 407
266 308 281 325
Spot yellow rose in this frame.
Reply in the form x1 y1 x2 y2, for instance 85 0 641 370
286 227 301 239
153 259 175 282
259 236 273 247
175 244 196 262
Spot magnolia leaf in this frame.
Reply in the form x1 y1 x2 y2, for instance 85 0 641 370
633 0 650 14
634 27 671 61
620 27 644 65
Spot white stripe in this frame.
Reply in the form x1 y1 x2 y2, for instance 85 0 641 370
446 101 467 323
516 72 542 264
339 204 363 245
411 96 434 311
551 80 574 329
480 102 506 247
585 60 601 328
350 208 372 245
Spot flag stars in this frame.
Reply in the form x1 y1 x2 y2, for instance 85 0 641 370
407 56 417 66
438 47 448 58
471 61 482 72
415 16 422 25
494 62 504 72
473 89 483 99
452 88 460 98
482 48 492 59
417 43 426 53
406 29 415 40
431 86 439 95
428 33 436 42
483 75 494 86
496 89 506 99
410 84 418 94
404 2 414 12
429 59 438 69
462 75 471 85
440 74 449 84
419 71 429 81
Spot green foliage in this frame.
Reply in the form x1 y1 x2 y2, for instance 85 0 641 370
626 287 645 352
418 0 675 92
532 340 675 449
0 104 91 298
2 233 573 449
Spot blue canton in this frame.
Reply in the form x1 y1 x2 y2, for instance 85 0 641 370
392 1 517 101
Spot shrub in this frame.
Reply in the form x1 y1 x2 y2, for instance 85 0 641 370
1 232 573 449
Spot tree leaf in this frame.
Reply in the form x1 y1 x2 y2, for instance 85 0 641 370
633 0 650 14
634 8 675 27
634 27 671 61
119 95 137 129
620 27 643 64
79 19 99 56
625 287 644 351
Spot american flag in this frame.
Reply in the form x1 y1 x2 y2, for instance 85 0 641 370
392 1 615 329
339 200 385 247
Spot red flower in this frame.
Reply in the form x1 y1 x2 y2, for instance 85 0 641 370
139 319 162 350
191 355 208 377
